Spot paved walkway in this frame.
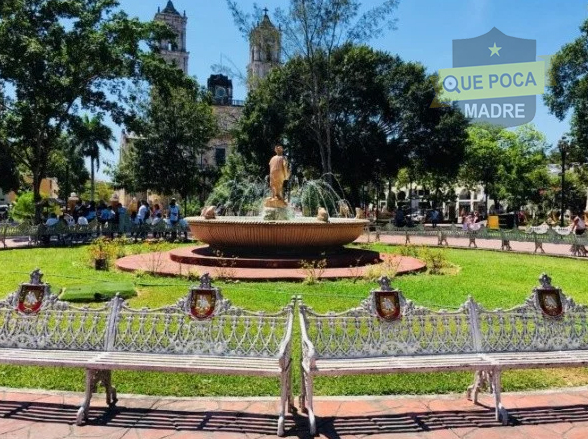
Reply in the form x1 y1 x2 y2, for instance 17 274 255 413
2 387 588 438
4 231 584 259
357 232 585 258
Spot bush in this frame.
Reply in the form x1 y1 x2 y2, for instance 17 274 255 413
10 192 36 221
418 247 448 275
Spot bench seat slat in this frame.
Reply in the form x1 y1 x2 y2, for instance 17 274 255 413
0 349 103 367
484 350 588 369
88 352 283 375
313 354 491 375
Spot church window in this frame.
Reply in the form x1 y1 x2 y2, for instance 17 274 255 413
215 147 226 166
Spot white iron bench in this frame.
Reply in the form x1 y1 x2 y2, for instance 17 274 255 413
0 270 295 436
298 277 491 435
299 274 588 434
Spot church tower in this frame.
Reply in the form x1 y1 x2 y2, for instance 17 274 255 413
247 9 281 90
154 1 189 74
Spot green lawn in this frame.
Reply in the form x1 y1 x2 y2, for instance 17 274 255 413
1 242 588 397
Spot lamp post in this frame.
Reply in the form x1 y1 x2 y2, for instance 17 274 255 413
558 135 569 227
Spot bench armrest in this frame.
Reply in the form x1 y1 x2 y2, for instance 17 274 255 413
298 303 317 371
277 299 295 369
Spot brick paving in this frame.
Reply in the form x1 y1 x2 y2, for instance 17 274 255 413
2 387 588 438
114 250 425 280
2 232 587 437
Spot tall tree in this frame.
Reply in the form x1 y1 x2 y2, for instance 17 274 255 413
74 115 113 201
497 125 550 210
0 0 191 222
544 18 588 154
45 134 90 199
0 88 19 193
114 85 217 202
0 144 19 195
459 124 505 212
234 44 469 207
227 0 399 180
460 124 550 213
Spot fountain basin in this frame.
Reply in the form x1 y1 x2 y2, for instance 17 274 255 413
186 216 369 252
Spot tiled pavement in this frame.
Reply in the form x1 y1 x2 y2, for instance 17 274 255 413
356 232 584 258
2 387 588 438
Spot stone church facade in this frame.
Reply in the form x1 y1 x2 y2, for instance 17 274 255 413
117 1 281 208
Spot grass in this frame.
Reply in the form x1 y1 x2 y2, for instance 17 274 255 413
1 242 588 397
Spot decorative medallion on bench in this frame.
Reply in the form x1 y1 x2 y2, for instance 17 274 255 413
372 276 403 321
16 269 48 315
187 273 218 319
534 273 564 318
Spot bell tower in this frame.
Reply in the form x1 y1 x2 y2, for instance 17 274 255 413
247 8 281 91
154 1 189 74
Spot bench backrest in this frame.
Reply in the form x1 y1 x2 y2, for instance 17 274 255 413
0 271 294 359
111 274 294 358
476 274 588 353
300 277 477 359
0 270 112 351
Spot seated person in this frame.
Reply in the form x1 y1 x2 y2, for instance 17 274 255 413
64 213 75 227
77 215 89 226
177 217 189 240
151 212 163 226
85 201 97 221
572 211 586 235
98 204 111 224
45 213 59 227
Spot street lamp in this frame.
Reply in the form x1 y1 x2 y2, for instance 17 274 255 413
558 135 569 227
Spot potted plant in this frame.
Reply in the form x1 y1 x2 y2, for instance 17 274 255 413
88 236 114 270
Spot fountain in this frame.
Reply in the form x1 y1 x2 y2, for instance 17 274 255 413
116 145 426 279
181 145 373 268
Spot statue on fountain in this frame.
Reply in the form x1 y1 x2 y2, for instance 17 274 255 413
265 144 290 208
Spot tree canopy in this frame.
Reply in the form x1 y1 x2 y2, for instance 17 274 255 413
112 85 218 202
460 123 549 213
544 17 588 154
73 114 114 201
227 0 399 179
234 44 469 206
0 0 192 221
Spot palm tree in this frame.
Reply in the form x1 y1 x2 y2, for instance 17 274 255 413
76 115 114 201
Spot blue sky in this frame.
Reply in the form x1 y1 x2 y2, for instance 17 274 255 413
101 0 588 177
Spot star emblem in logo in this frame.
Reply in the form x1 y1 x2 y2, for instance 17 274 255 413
489 42 502 57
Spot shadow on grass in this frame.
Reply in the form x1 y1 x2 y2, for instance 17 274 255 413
1 398 588 437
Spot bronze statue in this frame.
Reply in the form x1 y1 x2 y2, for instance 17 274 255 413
265 145 290 208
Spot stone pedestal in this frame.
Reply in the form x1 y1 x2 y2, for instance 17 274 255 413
264 197 288 208
263 207 290 221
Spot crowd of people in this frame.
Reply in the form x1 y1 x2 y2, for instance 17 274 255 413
43 197 188 239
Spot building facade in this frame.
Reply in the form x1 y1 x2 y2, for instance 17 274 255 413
247 10 281 91
116 2 283 208
154 1 189 75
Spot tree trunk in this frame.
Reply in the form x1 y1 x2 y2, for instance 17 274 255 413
90 158 95 201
